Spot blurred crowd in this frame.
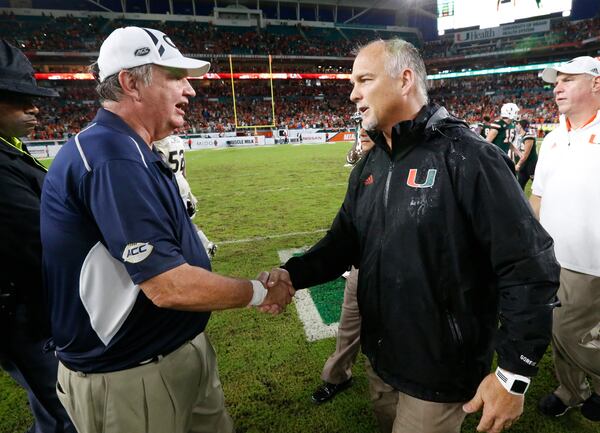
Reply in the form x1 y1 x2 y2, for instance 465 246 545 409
429 72 557 124
28 72 560 139
423 16 600 59
4 10 591 138
3 12 598 64
0 12 410 59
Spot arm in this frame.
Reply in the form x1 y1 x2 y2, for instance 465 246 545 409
509 142 523 160
283 169 361 290
458 147 558 376
485 128 498 143
0 162 50 334
518 138 535 165
458 145 559 431
140 263 291 312
0 164 43 276
529 194 541 220
82 160 291 313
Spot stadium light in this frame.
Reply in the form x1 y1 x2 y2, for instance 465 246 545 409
35 61 566 83
427 61 563 80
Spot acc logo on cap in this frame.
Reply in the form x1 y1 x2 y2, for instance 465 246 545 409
122 242 154 263
134 47 150 56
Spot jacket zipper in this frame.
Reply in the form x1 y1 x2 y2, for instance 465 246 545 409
374 161 395 370
383 162 394 209
446 310 464 347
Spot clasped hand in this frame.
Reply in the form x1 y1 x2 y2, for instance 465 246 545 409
254 268 296 315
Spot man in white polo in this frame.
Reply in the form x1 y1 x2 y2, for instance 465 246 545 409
531 56 600 422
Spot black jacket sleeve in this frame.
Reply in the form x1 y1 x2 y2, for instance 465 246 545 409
457 140 560 377
0 162 44 298
0 156 52 339
284 168 361 290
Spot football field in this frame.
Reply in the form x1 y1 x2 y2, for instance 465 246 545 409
1 142 598 433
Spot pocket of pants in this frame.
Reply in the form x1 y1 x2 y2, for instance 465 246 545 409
579 322 600 350
55 378 71 412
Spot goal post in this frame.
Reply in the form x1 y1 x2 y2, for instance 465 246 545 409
229 54 277 129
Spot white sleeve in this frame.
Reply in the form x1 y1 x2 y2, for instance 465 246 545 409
531 134 551 197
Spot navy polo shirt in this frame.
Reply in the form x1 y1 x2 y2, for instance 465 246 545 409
41 108 210 373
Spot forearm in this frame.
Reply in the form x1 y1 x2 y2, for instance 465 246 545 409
140 263 253 311
285 230 357 289
521 140 534 162
485 130 497 143
529 195 541 220
495 250 560 376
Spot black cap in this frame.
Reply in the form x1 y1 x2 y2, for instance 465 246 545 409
0 40 58 97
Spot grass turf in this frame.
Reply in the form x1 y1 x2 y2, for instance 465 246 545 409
1 142 598 433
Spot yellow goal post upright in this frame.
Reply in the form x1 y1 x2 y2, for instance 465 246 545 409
228 54 277 130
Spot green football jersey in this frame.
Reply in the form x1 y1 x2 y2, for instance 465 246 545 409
490 119 516 154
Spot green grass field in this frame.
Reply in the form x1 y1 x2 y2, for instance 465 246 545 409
1 142 598 433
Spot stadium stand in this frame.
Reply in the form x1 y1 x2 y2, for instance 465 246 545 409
0 4 598 139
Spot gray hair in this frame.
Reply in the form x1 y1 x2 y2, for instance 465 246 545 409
89 62 154 103
355 39 429 104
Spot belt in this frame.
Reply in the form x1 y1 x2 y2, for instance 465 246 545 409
138 354 165 365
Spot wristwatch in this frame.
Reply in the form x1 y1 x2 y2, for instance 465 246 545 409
495 367 530 395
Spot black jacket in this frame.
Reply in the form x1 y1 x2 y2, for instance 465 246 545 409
0 137 50 339
285 104 560 402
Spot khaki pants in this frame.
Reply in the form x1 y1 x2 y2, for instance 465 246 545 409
365 361 466 433
321 267 361 384
552 268 600 406
56 333 234 433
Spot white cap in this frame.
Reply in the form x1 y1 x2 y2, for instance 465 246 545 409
541 56 600 84
97 27 210 82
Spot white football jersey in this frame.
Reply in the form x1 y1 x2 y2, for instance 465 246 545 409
153 135 198 218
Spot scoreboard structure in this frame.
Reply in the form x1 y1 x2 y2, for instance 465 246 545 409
437 0 573 34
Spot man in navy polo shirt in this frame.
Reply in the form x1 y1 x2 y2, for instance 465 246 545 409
40 27 292 433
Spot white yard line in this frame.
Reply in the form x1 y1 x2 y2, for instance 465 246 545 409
294 290 339 342
219 229 328 245
278 248 338 341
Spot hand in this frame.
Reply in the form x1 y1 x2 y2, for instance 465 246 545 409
515 163 521 172
255 269 295 315
462 373 524 433
266 268 295 295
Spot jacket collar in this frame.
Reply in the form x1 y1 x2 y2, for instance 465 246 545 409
0 136 23 156
0 135 47 171
367 104 462 154
365 103 471 159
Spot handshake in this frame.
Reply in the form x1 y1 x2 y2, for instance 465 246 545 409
253 268 296 315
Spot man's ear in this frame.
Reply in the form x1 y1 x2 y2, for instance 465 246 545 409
592 75 600 94
118 70 141 101
399 68 415 97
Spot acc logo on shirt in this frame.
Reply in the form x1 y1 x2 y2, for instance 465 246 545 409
122 242 154 264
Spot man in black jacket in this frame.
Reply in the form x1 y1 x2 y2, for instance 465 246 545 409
0 40 75 433
266 39 560 433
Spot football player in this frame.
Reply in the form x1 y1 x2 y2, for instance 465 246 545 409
486 102 523 161
154 135 217 259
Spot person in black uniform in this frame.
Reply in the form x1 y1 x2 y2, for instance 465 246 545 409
264 39 560 433
0 40 75 433
514 119 537 190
